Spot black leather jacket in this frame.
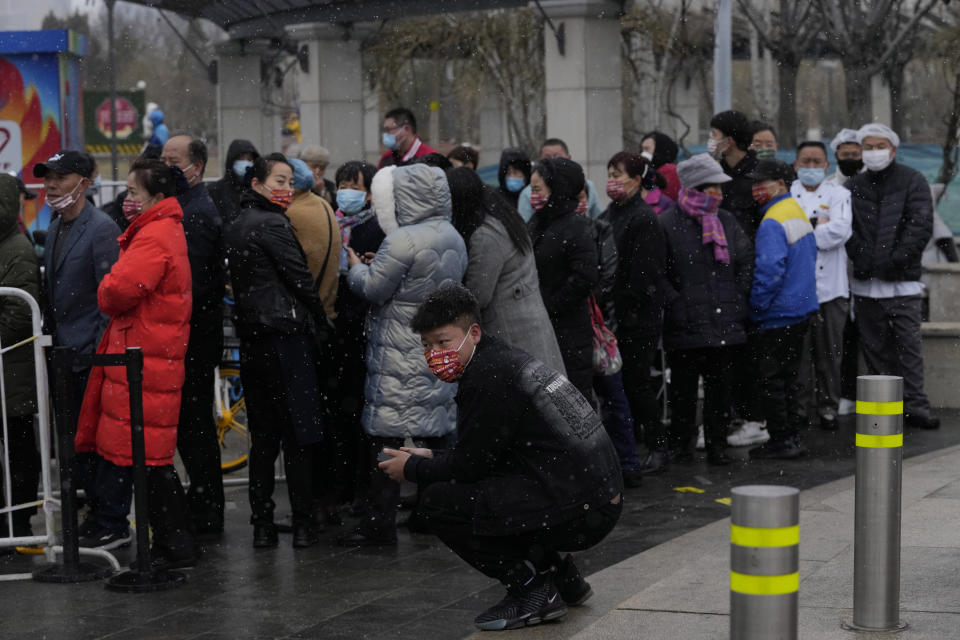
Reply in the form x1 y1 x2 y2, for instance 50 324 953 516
224 191 324 338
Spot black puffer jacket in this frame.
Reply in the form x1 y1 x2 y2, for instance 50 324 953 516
660 205 754 351
846 161 933 282
599 191 665 336
209 139 259 225
224 191 324 339
528 159 599 398
404 336 623 536
720 150 761 240
178 182 224 365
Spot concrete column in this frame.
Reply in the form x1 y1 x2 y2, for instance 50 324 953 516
541 0 623 204
288 23 372 172
215 40 280 167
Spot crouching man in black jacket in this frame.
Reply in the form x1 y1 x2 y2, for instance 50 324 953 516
379 284 623 632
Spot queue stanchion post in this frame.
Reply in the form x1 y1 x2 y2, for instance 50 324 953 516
33 347 113 583
730 485 799 640
105 347 185 592
843 375 907 633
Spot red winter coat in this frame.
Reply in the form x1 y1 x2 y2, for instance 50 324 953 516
76 197 192 466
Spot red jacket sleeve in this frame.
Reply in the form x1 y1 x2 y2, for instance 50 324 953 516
98 228 170 318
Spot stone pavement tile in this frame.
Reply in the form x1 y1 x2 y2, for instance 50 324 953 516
6 614 129 640
902 498 960 547
147 606 321 638
288 603 437 639
899 547 960 614
98 626 195 640
928 477 960 499
569 609 727 639
390 607 477 640
799 608 960 640
797 511 852 562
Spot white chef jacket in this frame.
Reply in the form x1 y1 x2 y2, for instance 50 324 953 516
790 179 853 303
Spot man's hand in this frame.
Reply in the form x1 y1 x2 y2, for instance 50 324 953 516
378 448 411 482
399 446 433 459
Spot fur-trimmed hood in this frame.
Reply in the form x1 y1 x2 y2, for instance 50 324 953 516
370 164 451 235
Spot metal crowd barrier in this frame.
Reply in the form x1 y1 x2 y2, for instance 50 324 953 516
0 287 56 579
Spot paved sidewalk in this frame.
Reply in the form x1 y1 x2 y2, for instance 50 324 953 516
499 444 960 639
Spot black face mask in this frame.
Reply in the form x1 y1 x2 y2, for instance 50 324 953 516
838 158 863 177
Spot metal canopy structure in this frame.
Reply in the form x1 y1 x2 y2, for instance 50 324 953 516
127 0 530 38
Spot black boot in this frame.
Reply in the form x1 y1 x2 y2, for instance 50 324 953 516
253 522 279 548
638 450 669 474
555 554 593 605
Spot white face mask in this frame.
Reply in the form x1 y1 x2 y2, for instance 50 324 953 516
862 148 893 172
863 149 893 171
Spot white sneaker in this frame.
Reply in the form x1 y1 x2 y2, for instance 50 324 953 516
727 421 769 447
695 425 705 450
837 398 856 416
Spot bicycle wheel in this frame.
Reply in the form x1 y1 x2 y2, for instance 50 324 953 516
216 367 249 473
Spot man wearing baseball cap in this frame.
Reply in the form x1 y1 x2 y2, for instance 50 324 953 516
845 124 938 430
35 150 122 545
745 159 818 460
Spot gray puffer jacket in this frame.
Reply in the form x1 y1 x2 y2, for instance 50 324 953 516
348 164 468 438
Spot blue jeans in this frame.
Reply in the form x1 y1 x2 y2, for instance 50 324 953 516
594 371 639 472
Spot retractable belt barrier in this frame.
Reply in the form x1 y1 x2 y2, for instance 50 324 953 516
35 346 185 591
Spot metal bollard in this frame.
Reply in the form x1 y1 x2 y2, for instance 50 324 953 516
846 375 907 632
730 485 799 640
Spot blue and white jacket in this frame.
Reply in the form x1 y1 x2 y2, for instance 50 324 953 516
749 193 818 329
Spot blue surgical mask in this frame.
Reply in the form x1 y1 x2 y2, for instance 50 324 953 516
382 132 398 150
90 175 101 193
797 167 826 187
233 160 253 177
336 188 367 214
505 177 525 193
755 148 776 159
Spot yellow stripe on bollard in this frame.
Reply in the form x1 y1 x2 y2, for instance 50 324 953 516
731 524 799 547
856 400 903 415
855 433 903 448
730 571 799 595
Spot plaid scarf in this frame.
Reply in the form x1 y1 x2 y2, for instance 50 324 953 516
336 207 374 272
677 187 729 265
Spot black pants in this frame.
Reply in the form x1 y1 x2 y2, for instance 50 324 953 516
241 335 316 527
840 315 859 400
359 435 446 538
854 295 931 418
618 330 663 450
80 455 193 555
756 320 809 443
176 351 224 531
667 346 735 452
0 414 40 535
417 481 621 589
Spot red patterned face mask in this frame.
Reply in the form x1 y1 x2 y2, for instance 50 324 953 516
575 199 588 215
122 198 143 222
752 183 773 206
269 188 294 209
530 192 548 212
425 332 472 383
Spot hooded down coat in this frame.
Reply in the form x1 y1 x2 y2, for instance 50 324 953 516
347 164 468 438
76 197 192 466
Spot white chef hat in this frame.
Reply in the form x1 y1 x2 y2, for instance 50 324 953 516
856 123 900 147
830 128 860 152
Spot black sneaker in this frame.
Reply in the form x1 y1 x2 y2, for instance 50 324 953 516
905 414 940 430
78 526 132 550
556 554 593 606
638 450 669 474
253 523 279 549
474 578 567 630
749 438 806 460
